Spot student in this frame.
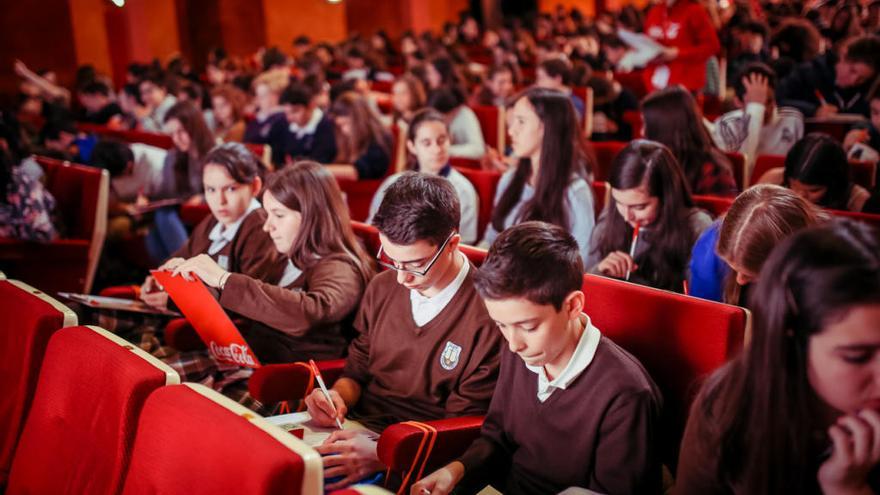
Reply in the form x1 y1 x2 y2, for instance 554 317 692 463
689 184 827 304
759 133 872 212
413 221 663 495
587 140 712 292
471 63 516 107
138 75 178 133
711 63 804 178
169 160 374 368
535 57 585 119
325 91 393 180
642 0 721 92
145 101 215 263
140 143 283 313
280 82 337 164
480 87 595 264
389 74 427 128
676 219 880 494
303 173 502 490
368 109 479 244
642 86 738 197
77 80 124 126
243 71 289 167
210 84 247 143
842 79 880 162
427 87 487 160
776 34 880 118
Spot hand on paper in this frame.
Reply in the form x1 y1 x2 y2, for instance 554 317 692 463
139 275 168 309
411 461 466 495
597 251 637 279
844 129 870 151
170 254 228 287
305 388 348 428
818 408 880 495
315 429 383 490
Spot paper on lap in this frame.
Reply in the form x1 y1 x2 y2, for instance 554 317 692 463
265 411 370 446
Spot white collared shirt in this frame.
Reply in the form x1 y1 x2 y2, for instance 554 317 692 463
277 260 303 287
526 313 602 402
288 108 324 139
207 198 261 256
410 252 470 327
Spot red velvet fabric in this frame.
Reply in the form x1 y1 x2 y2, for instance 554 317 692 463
723 151 746 190
249 359 346 405
692 194 734 218
121 385 307 495
76 123 174 149
99 285 139 299
164 318 207 351
591 181 608 218
589 141 627 182
7 326 169 494
351 221 381 256
459 245 488 267
581 273 748 465
0 157 104 294
338 179 385 222
455 167 501 240
471 105 501 150
0 281 73 486
750 154 784 186
377 416 484 476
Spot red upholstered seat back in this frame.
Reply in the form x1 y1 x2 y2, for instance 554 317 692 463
471 105 502 150
459 244 488 266
0 280 76 486
7 326 177 494
589 140 627 182
77 123 173 149
581 274 749 466
751 154 784 186
121 384 321 495
455 167 501 241
724 151 746 190
36 156 103 240
692 194 735 218
351 221 381 256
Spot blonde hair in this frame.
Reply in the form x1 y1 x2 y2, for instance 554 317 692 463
252 69 289 95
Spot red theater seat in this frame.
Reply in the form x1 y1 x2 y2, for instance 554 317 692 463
590 141 626 182
752 154 876 189
0 280 76 486
471 105 505 151
592 181 610 217
693 194 735 218
122 383 322 495
249 359 346 407
581 273 750 467
455 167 501 242
77 123 174 149
0 157 109 294
7 326 179 494
723 151 746 190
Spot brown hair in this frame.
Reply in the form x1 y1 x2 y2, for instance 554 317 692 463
717 184 828 304
164 101 216 196
263 161 374 281
372 171 460 247
330 91 391 163
475 221 583 310
392 74 427 123
210 84 247 126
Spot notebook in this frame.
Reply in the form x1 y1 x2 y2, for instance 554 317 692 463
152 270 261 368
58 292 180 316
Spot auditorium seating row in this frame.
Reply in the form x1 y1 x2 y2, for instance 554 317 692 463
0 277 391 495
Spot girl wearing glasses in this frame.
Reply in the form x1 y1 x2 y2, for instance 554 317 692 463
480 87 596 264
586 140 712 293
170 161 375 364
368 108 479 244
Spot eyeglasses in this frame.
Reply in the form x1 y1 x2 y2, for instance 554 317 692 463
376 232 454 277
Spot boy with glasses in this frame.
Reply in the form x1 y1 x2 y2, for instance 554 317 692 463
304 172 502 490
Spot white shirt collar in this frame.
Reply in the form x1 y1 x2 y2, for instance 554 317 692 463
277 260 303 287
409 252 470 327
207 198 261 255
288 107 324 138
526 313 602 402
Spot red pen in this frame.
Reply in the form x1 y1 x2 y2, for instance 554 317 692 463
625 224 640 281
814 89 828 106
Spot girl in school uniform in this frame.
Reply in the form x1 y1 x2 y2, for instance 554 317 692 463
480 87 596 264
677 219 880 494
168 161 375 407
759 133 873 212
587 140 712 292
367 108 479 244
325 91 394 180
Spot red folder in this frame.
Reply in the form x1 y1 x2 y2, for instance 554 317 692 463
152 270 261 368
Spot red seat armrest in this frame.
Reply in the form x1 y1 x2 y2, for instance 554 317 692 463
164 318 205 351
377 416 484 475
248 359 346 405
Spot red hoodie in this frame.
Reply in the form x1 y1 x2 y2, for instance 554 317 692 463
643 0 720 92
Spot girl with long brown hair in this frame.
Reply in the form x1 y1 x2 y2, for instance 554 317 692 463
325 91 393 180
677 219 880 494
641 86 738 197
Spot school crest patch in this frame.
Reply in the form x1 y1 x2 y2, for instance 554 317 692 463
440 341 462 371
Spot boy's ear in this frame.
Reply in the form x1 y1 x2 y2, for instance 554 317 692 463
564 290 585 320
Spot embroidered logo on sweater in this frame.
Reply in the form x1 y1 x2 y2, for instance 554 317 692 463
440 341 462 370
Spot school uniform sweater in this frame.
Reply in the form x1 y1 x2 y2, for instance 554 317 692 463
284 108 338 164
219 253 369 364
243 110 289 166
342 266 503 432
172 204 285 279
457 325 663 495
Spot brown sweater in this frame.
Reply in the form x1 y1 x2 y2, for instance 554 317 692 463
172 208 284 281
457 336 663 495
219 253 369 364
343 266 503 432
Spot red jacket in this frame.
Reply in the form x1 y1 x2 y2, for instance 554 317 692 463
643 0 720 92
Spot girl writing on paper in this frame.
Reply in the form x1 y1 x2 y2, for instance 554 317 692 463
587 140 712 292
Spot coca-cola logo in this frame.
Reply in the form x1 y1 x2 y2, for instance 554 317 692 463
209 341 257 366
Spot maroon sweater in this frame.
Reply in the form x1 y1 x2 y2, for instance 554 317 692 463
457 336 663 495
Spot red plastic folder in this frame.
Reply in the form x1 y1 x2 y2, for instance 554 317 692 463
152 270 261 368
